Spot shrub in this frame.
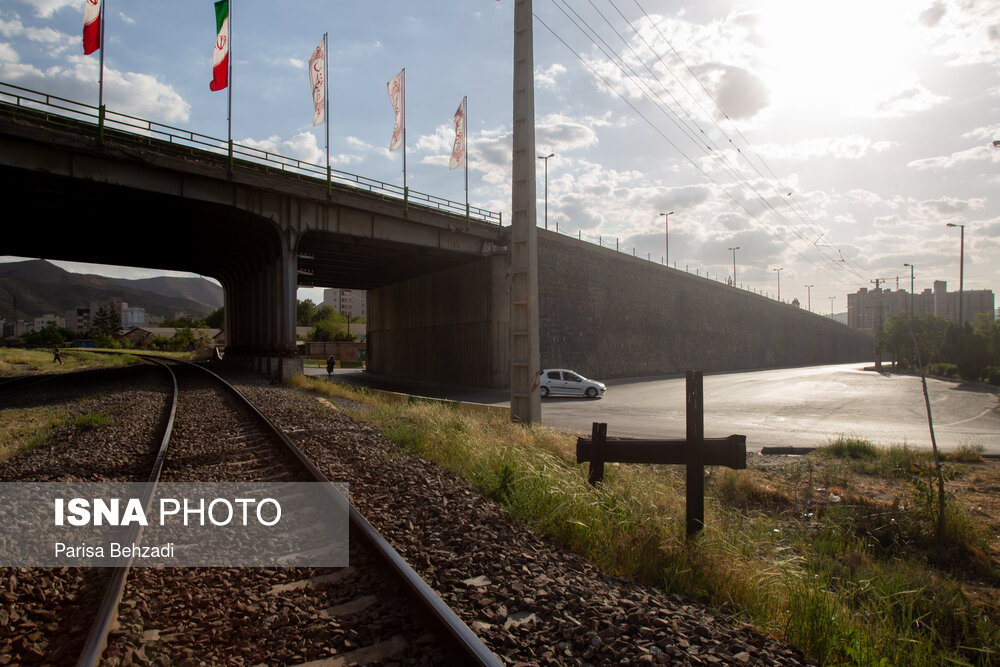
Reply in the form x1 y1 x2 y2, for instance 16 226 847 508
928 362 958 378
817 436 879 459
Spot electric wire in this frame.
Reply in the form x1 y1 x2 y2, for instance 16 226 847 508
533 4 863 291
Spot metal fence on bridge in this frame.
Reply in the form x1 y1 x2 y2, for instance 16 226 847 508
0 81 502 226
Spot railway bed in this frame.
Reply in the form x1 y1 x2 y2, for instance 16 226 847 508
0 360 812 665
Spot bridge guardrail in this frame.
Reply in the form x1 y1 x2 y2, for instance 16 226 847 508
0 81 502 226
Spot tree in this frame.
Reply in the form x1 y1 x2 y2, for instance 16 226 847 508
880 313 949 370
204 307 224 329
297 299 317 326
91 306 122 337
312 303 341 323
24 324 74 345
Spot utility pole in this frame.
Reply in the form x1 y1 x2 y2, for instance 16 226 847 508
510 0 541 423
871 278 886 368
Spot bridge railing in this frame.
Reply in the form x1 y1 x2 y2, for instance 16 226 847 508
0 81 502 226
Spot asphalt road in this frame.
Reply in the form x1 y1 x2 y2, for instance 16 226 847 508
305 363 1000 454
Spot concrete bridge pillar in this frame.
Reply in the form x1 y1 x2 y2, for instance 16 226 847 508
221 229 301 380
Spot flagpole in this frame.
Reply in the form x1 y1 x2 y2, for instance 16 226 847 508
324 32 330 194
464 95 469 229
402 67 408 210
227 0 233 171
98 0 106 143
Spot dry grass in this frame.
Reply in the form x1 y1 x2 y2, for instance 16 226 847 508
287 374 1000 665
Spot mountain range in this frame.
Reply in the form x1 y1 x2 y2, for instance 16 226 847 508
0 260 223 322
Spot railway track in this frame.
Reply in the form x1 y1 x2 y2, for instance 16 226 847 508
2 357 500 666
2 357 816 665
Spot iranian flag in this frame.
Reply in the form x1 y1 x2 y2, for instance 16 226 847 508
209 0 230 92
82 0 101 55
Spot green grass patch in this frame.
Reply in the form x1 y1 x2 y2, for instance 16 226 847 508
0 348 144 373
817 435 880 460
0 406 66 463
74 411 112 431
287 374 1000 666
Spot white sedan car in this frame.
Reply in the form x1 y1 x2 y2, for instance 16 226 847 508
539 369 606 399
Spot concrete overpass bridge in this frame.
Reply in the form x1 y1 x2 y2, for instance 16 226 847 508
1 83 873 388
0 84 507 379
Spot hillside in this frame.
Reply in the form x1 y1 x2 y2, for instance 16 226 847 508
0 260 222 321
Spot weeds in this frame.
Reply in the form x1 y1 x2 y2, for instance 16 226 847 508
287 374 1000 666
0 407 66 463
74 411 112 431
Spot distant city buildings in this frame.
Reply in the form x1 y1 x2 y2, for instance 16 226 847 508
848 280 995 334
323 288 366 319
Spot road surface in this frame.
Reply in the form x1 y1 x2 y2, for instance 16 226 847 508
305 364 1000 454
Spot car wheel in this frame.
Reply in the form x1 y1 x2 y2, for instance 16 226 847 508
540 386 549 397
585 387 598 399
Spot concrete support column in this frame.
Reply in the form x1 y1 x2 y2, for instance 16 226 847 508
510 0 541 423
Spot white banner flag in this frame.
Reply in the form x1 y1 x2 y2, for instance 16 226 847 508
387 70 404 151
449 97 466 170
308 39 326 126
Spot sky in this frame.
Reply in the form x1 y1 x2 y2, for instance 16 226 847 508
1 0 998 315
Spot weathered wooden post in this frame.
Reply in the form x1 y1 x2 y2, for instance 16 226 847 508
686 370 705 536
575 370 746 537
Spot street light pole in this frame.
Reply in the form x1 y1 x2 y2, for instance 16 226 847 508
946 223 965 326
728 246 740 286
538 153 554 231
903 263 915 318
659 211 674 266
829 296 836 317
771 267 782 301
804 284 814 312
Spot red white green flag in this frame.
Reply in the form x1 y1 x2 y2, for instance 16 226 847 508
83 0 101 55
209 0 230 91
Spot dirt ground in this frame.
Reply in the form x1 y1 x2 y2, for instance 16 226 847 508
745 451 1000 607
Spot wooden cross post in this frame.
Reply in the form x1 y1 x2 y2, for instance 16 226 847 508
576 371 746 537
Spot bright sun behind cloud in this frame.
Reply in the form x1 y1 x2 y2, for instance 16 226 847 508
755 0 932 117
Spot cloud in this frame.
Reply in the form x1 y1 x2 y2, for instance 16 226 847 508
535 63 566 88
23 0 77 19
0 16 62 45
241 132 323 165
693 63 769 120
536 113 604 153
920 1 947 27
908 145 998 170
870 73 948 117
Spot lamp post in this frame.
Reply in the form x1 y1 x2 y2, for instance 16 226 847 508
804 284 814 312
659 211 674 265
771 267 782 301
538 153 554 231
829 296 836 317
946 223 964 326
728 246 740 286
903 263 915 318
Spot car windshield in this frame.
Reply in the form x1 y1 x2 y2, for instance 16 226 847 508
565 372 583 382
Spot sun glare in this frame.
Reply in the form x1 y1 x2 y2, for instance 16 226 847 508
756 0 923 115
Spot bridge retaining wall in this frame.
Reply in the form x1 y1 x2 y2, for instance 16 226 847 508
538 230 873 380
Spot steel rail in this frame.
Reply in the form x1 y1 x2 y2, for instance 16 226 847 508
77 355 179 667
72 353 501 665
186 359 502 667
